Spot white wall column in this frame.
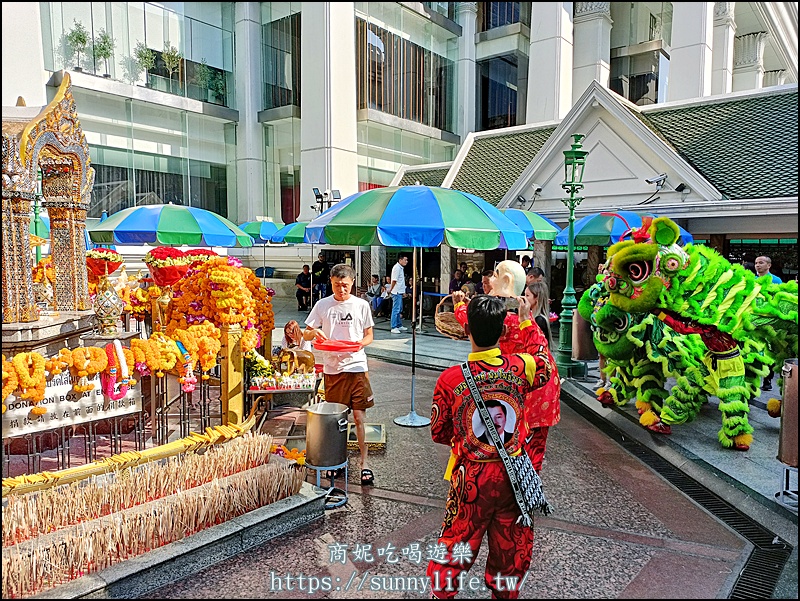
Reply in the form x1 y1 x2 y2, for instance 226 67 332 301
526 2 574 124
667 2 714 101
456 2 478 138
234 3 266 224
298 2 358 222
732 32 767 92
711 2 736 95
763 69 787 87
572 2 612 103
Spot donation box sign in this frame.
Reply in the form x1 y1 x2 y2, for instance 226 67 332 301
2 372 142 438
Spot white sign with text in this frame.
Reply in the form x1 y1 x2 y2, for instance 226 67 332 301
2 371 143 438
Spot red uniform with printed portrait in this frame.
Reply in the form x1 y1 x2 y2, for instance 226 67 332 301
453 303 561 471
426 350 542 599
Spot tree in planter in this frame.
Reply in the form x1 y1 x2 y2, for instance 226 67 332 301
93 29 115 77
162 42 183 93
211 71 227 104
133 42 156 86
65 20 90 71
194 58 212 100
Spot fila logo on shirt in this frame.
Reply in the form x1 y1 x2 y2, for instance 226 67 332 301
333 312 354 324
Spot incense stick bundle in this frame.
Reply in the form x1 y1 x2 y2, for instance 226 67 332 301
3 433 273 548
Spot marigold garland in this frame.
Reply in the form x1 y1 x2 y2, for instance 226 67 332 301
152 335 180 377
11 352 47 406
45 348 73 376
166 257 274 354
2 355 19 410
69 347 108 392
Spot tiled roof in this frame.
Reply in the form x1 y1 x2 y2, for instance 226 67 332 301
639 88 798 199
398 167 450 187
450 127 556 205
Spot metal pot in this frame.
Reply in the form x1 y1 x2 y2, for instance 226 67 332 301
305 401 349 468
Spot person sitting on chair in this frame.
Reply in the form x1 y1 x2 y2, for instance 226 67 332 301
295 264 312 311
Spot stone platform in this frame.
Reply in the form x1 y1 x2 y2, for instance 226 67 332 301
2 311 96 356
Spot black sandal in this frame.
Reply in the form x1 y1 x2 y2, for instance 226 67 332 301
360 468 375 486
325 468 345 479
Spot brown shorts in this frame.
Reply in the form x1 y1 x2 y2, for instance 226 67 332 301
323 372 374 412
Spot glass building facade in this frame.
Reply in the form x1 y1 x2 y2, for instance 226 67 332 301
39 2 237 218
354 2 459 191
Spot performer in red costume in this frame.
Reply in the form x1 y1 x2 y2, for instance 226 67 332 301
451 260 560 470
427 295 548 599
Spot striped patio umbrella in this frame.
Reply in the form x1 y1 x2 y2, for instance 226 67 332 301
88 204 254 247
239 220 283 280
555 211 693 247
304 186 527 250
500 208 560 241
304 185 528 429
238 220 283 244
270 221 314 244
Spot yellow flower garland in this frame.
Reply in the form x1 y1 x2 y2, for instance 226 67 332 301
45 348 73 376
69 347 108 392
11 352 47 405
151 335 180 377
2 355 19 410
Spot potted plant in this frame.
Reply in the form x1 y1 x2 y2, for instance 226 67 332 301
133 41 156 87
162 41 183 94
195 58 212 100
65 20 89 71
93 29 115 77
211 71 226 105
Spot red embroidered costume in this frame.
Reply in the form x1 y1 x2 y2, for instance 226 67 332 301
453 302 561 470
427 349 546 599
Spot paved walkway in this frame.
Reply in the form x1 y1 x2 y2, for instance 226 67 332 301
145 293 799 598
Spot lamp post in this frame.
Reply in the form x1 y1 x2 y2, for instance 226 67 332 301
555 133 589 378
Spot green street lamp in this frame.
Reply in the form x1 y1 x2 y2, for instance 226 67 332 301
555 133 589 378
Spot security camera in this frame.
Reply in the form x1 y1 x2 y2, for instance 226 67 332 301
533 185 543 194
645 173 668 185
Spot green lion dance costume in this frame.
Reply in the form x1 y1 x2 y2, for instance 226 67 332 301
579 281 774 447
600 216 798 450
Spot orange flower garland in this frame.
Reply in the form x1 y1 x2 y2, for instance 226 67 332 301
45 348 73 376
166 258 273 354
131 338 161 376
2 355 19 411
69 347 108 392
11 352 47 413
189 322 222 378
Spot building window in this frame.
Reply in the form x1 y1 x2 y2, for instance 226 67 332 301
610 48 670 106
88 154 228 219
477 2 531 32
477 54 519 131
356 18 455 133
263 11 301 110
423 2 456 21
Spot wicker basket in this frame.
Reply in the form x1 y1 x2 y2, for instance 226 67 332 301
435 295 468 340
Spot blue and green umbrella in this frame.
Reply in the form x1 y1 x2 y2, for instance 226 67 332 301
500 208 560 241
304 186 528 250
88 204 254 247
555 211 693 247
270 222 313 244
238 220 283 244
304 185 528 428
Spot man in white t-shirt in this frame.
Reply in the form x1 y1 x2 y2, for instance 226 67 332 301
388 254 409 333
303 263 377 486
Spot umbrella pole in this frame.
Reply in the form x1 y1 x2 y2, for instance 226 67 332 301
417 248 424 332
394 246 430 427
